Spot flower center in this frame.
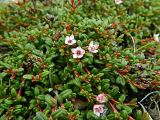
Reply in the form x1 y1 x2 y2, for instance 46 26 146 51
91 47 95 51
95 107 103 113
95 108 101 112
68 39 72 43
99 96 104 101
76 50 81 55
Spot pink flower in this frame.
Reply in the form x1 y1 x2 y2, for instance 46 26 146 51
88 41 99 53
71 47 85 58
93 105 105 117
96 93 106 103
115 0 123 4
65 35 76 45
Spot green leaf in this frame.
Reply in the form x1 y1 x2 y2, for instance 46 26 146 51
94 59 104 64
120 110 128 120
11 88 17 97
59 89 72 99
85 53 93 57
96 73 104 77
49 70 59 87
129 83 138 93
123 106 132 114
34 87 40 96
102 68 110 73
25 43 35 50
15 68 24 73
102 84 110 92
0 61 11 68
64 101 72 109
44 37 53 46
68 77 81 87
0 72 7 79
35 112 48 120
116 76 125 86
76 62 83 72
42 70 50 77
121 58 128 67
118 94 126 103
101 79 110 85
37 95 45 101
57 95 63 104
23 74 33 80
77 40 82 46
135 110 142 120
88 57 93 64
83 84 92 91
13 108 22 115
111 87 119 97
52 108 67 119
91 68 98 74
32 49 43 57
4 99 12 105
0 114 6 120
45 94 57 107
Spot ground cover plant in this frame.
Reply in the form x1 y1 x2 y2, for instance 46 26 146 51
0 0 160 119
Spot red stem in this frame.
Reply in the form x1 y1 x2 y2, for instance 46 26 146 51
66 24 71 34
128 116 135 120
83 66 90 75
109 101 118 112
18 88 22 96
71 0 75 6
78 0 81 5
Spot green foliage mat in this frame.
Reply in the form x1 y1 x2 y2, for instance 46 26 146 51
0 0 160 119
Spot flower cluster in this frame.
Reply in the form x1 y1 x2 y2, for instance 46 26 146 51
93 93 106 117
65 35 99 58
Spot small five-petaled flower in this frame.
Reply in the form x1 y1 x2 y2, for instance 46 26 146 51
65 35 76 45
93 105 105 117
88 41 99 53
115 0 123 4
96 93 106 103
71 47 85 58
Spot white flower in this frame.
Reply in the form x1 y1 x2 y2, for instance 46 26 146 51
65 35 76 45
12 0 18 3
88 41 99 53
96 93 106 103
71 47 85 58
93 105 105 117
154 34 160 42
115 0 123 4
